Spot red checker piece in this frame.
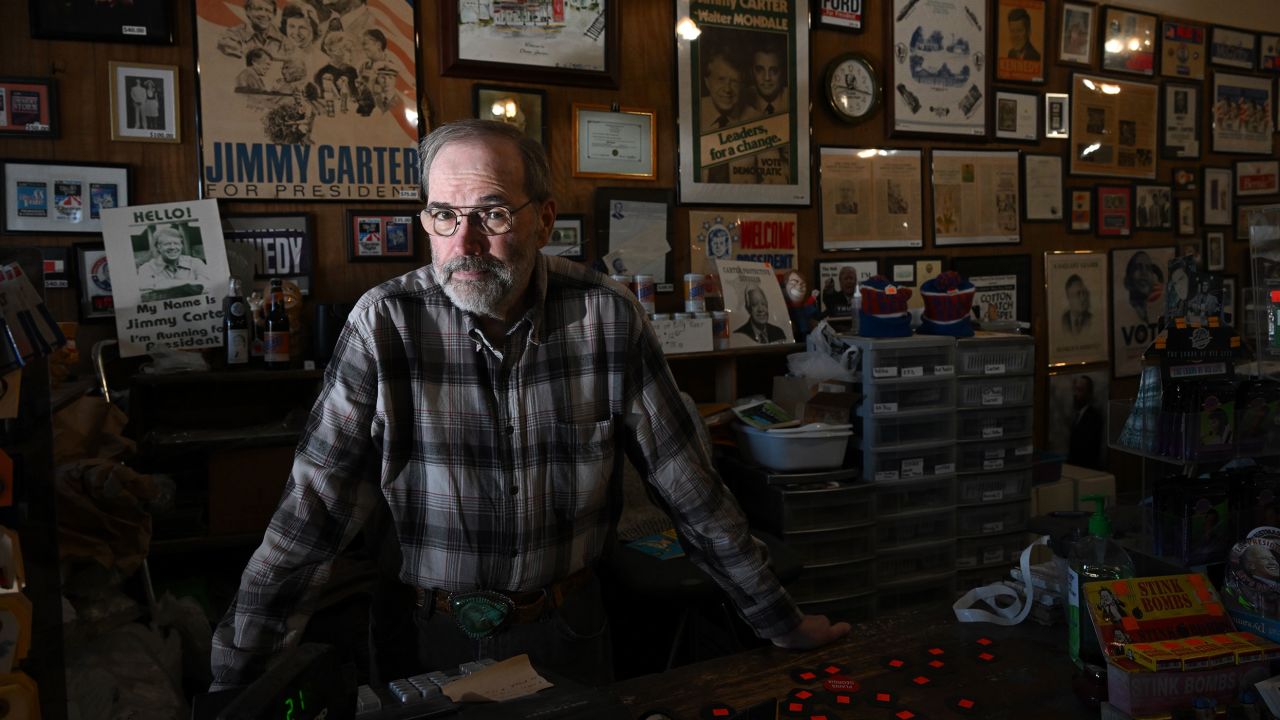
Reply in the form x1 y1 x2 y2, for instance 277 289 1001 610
975 637 993 647
884 657 908 670
928 659 946 670
896 711 918 720
790 690 815 701
871 691 896 707
700 704 735 720
912 675 932 686
791 668 821 683
976 652 996 663
927 647 945 656
822 664 848 676
832 694 853 705
952 696 978 714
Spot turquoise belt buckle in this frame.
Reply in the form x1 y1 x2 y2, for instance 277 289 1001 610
448 591 513 639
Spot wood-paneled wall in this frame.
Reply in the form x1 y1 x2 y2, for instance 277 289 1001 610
2 1 1269 487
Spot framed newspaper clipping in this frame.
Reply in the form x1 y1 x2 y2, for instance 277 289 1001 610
887 0 989 138
193 0 422 201
931 149 1021 246
676 0 810 205
1069 73 1158 179
818 147 924 250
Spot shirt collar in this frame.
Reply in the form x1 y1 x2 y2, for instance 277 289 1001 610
425 253 549 347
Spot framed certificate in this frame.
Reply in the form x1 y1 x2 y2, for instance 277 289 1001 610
572 104 656 180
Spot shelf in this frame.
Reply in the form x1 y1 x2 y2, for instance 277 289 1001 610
664 343 801 361
665 343 802 404
140 423 303 452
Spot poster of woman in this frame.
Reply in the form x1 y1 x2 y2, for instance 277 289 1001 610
1110 247 1174 377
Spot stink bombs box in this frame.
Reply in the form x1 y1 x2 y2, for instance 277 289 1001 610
1083 573 1233 659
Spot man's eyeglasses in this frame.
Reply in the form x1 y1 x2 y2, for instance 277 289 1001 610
422 199 534 237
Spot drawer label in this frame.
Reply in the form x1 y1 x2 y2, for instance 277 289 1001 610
984 448 1004 460
875 470 900 482
983 459 1005 470
982 547 1006 564
981 520 1005 533
873 366 899 378
901 366 925 378
935 462 956 474
981 490 1005 502
901 458 924 477
935 364 955 376
1015 444 1034 456
874 402 899 414
981 386 1004 406
982 426 1004 439
984 363 1007 375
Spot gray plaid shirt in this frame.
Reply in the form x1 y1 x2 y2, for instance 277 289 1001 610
210 254 801 689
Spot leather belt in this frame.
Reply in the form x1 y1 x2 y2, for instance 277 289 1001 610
414 567 593 625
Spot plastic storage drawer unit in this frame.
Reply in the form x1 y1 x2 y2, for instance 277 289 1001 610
957 438 1035 474
957 470 1032 506
957 375 1034 409
956 500 1030 537
956 334 1035 377
782 523 875 565
955 406 1034 441
875 507 956 548
734 479 874 534
787 558 874 604
859 409 957 448
863 443 957 483
875 540 957 585
875 476 957 517
849 335 957 381
876 571 957 612
956 532 1028 569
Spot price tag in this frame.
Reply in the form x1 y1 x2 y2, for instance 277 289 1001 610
934 364 954 376
1015 444 1034 456
901 366 924 378
935 463 956 475
982 426 1004 439
981 490 1005 502
984 363 1006 375
873 366 899 379
983 459 1005 470
982 547 1006 564
984 448 1004 460
981 386 1004 406
901 458 924 477
875 470 900 482
981 521 1005 534
873 402 899 414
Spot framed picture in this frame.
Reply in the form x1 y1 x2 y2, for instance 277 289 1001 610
596 187 675 288
2 160 129 234
1045 251 1109 366
28 0 173 44
950 253 1032 324
818 147 924 250
1173 167 1198 191
1069 188 1093 233
545 214 586 261
883 256 945 315
193 0 422 202
1069 73 1158 179
931 150 1020 246
0 77 57 138
1237 203 1272 242
1044 92 1069 138
1058 1 1096 67
676 0 810 205
815 259 878 320
73 243 114 321
473 85 546 147
1262 34 1280 72
1096 184 1133 237
344 210 418 262
1133 184 1173 231
1222 274 1237 327
1161 21 1207 80
107 62 179 143
1160 82 1201 160
1207 231 1226 271
221 214 315 295
1211 73 1275 154
1046 368 1109 467
1111 246 1175 377
440 2 619 88
995 0 1046 83
1177 238 1204 267
1176 198 1197 236
815 0 864 32
1022 153 1064 222
1234 159 1280 197
572 104 656 180
1203 167 1234 226
1101 7 1158 77
994 90 1039 142
1210 26 1258 70
887 0 988 138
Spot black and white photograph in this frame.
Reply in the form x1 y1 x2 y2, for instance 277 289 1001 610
816 259 878 321
110 62 179 143
1045 251 1109 366
1177 198 1196 237
1203 167 1234 226
994 90 1039 143
1160 82 1200 160
1133 184 1173 231
1208 231 1226 271
1111 246 1174 377
1047 368 1110 470
717 259 794 347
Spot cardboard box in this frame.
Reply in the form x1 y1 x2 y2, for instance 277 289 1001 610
1031 478 1075 515
1062 464 1116 509
771 376 858 426
1107 656 1256 717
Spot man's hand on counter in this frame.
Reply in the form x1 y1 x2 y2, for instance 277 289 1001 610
770 614 852 650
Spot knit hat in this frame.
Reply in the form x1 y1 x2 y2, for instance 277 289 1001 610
918 271 975 337
858 275 913 338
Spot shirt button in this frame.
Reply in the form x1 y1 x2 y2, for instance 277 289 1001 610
509 485 519 496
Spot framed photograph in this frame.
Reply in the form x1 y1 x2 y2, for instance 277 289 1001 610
995 0 1046 83
1176 198 1197 237
1069 188 1094 233
1177 238 1204 267
1111 246 1175 377
1210 26 1258 70
1221 274 1237 327
545 214 586 260
1096 185 1133 237
1058 1 1096 67
221 214 315 295
1101 7 1158 77
818 147 924 250
883 256 945 316
1161 21 1207 80
1046 368 1109 467
1211 73 1275 154
931 150 1020 246
815 259 878 320
950 253 1032 324
572 104 656 180
0 77 57 138
887 0 988 138
994 90 1039 142
815 0 864 32
1207 231 1226 271
193 0 422 202
1045 251 1109 366
676 0 810 205
29 0 173 44
1173 167 1198 191
344 210 418 262
1133 184 1173 231
1069 73 1158 179
1160 82 1201 160
440 2 619 87
2 160 129 234
1022 153 1064 222
73 243 114 321
1044 92 1069 138
1262 34 1280 72
1203 167 1234 226
1234 159 1280 197
596 187 675 288
473 85 546 147
107 62 179 143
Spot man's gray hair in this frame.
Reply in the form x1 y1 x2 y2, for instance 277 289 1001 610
418 119 551 203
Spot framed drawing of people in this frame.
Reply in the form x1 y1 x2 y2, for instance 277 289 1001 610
192 0 422 201
676 0 810 205
887 0 989 138
1045 251 1109 366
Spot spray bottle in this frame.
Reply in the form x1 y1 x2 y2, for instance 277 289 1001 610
1067 494 1136 669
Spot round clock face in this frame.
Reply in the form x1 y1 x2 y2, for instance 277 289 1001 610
826 54 880 124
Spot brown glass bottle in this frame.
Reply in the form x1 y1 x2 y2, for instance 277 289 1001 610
263 278 291 370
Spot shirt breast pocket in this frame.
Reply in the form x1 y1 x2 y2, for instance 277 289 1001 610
548 418 617 520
